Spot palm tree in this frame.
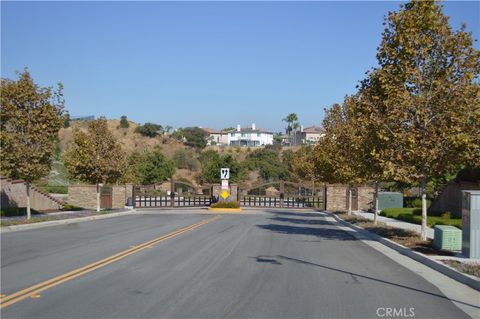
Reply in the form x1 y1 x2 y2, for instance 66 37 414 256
282 113 299 146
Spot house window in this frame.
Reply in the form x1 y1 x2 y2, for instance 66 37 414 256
257 133 260 137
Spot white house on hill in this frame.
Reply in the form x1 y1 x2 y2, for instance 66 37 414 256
228 123 273 147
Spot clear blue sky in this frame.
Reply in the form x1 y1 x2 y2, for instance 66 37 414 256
2 1 479 132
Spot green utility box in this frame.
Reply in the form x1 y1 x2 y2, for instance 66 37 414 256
377 192 403 211
433 225 462 251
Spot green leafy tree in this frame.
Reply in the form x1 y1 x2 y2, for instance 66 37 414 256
63 119 125 211
137 147 175 184
357 0 480 239
245 149 289 181
182 127 208 149
134 122 162 138
199 152 245 183
119 115 129 129
0 69 64 218
120 151 144 184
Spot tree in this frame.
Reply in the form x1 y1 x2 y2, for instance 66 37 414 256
120 151 144 184
222 127 235 132
245 149 289 181
63 111 71 128
0 69 64 219
182 127 208 149
63 119 125 211
199 152 245 184
137 147 175 184
358 0 480 239
282 113 299 146
134 122 162 137
173 149 200 171
119 115 129 129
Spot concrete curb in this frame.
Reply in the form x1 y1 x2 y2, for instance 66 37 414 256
0 210 138 233
207 208 243 213
327 212 480 292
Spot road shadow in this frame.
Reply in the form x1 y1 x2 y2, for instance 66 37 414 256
275 255 479 310
248 255 282 265
269 211 326 218
256 223 356 241
270 216 333 226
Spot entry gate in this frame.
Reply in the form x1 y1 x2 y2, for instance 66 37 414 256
133 180 212 208
239 181 325 209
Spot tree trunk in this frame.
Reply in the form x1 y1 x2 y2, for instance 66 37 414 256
26 182 31 220
374 182 379 225
420 179 427 241
347 184 352 216
96 183 101 212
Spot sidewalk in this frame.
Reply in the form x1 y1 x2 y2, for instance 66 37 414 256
353 211 435 239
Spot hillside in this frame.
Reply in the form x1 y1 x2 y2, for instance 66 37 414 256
59 120 188 158
55 119 264 187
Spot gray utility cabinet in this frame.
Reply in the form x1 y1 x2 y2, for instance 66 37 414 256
461 190 480 258
377 192 403 211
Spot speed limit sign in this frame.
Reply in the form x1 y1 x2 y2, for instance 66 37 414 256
220 168 230 180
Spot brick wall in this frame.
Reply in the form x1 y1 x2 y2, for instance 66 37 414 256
68 185 98 210
325 184 375 212
326 185 348 212
0 177 64 211
357 186 375 211
213 184 238 202
112 185 126 209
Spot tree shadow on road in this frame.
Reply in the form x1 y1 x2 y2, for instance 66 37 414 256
270 216 333 226
268 211 326 218
256 223 356 241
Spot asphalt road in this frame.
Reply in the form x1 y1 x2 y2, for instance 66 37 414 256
0 210 475 319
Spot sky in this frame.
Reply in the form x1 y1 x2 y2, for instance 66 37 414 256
1 1 479 132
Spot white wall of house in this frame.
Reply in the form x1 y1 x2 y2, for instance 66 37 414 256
209 133 229 145
228 123 273 146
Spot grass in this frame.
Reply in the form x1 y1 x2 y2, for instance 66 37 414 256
334 212 454 256
443 260 480 278
62 203 84 211
0 207 42 217
380 208 462 229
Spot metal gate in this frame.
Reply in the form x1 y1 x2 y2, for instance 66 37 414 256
239 181 325 209
133 180 212 208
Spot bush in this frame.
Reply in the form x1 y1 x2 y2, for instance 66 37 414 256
407 197 431 208
210 201 240 209
119 116 129 128
135 123 162 138
62 203 83 211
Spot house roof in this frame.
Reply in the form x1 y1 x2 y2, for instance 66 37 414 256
203 128 227 134
303 126 323 133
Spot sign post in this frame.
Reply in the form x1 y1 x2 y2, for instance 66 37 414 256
220 168 230 201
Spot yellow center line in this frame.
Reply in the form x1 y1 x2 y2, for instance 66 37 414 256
0 215 221 309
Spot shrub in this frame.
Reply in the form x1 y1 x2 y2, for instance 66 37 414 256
408 197 431 208
441 211 451 219
210 201 240 209
62 203 83 211
135 123 162 137
119 116 129 128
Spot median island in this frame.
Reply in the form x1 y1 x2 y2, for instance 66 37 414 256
208 201 242 212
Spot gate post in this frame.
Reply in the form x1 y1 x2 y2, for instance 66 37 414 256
170 179 175 207
280 180 285 208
